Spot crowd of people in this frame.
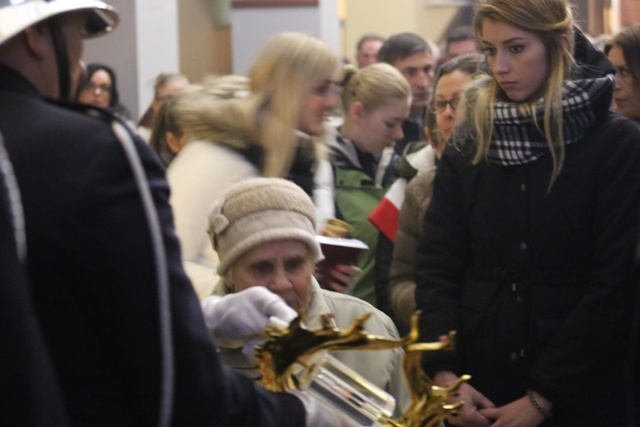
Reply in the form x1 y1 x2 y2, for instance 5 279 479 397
1 0 640 426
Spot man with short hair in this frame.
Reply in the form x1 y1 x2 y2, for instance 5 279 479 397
0 1 346 426
355 33 385 68
441 25 478 65
377 32 436 183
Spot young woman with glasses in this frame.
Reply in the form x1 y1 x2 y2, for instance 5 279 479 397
386 54 487 330
75 63 131 119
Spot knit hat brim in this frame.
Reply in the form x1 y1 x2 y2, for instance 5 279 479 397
214 210 323 275
208 178 324 276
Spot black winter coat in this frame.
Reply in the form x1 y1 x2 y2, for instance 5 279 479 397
0 65 304 427
0 136 69 426
416 106 640 426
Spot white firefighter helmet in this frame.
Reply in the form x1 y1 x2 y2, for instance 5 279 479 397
0 0 118 46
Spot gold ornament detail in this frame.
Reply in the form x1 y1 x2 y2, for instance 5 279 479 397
255 311 470 427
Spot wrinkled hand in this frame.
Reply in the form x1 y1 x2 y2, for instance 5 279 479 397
289 389 360 427
319 263 361 293
435 372 495 427
479 395 547 427
201 287 297 348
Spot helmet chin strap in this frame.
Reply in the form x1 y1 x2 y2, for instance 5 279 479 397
47 17 71 100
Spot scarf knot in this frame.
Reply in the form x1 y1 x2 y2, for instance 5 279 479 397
487 76 613 166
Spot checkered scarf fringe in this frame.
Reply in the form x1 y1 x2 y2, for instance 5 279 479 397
487 76 614 166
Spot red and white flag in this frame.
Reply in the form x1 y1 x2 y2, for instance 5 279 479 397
368 178 407 242
369 144 437 242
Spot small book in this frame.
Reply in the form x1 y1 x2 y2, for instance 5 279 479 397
315 235 368 291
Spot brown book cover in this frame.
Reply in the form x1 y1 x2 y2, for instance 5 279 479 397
315 235 368 291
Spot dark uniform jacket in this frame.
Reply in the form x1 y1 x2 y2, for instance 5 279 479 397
416 92 640 425
0 64 304 427
0 136 69 426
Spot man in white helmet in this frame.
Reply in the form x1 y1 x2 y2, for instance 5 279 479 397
0 2 354 426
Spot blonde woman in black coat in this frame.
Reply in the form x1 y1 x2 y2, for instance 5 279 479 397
415 0 640 426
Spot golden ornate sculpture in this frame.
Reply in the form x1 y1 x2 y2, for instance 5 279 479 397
255 311 470 427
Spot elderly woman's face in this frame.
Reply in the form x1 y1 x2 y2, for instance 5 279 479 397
226 239 315 312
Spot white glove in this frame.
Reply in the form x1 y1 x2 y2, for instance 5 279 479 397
290 390 361 427
201 287 297 348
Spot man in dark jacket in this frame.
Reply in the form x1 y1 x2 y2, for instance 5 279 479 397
377 32 434 186
0 1 346 426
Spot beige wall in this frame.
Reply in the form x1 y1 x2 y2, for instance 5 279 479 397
342 0 460 64
178 0 232 83
176 0 463 82
620 0 640 28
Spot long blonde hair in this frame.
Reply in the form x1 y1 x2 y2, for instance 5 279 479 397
248 32 340 177
161 77 252 149
468 0 575 185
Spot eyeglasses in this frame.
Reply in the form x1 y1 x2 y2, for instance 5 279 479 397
430 96 460 114
82 83 112 94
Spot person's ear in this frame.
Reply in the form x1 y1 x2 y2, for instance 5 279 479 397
224 273 237 293
349 101 366 121
23 23 51 59
423 126 431 141
165 131 184 154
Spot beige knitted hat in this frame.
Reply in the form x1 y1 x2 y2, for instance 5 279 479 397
208 177 323 275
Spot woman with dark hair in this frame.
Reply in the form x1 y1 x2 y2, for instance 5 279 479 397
385 54 487 328
605 24 640 122
76 63 131 119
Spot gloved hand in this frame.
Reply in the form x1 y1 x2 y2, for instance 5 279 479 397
201 287 297 348
289 389 361 427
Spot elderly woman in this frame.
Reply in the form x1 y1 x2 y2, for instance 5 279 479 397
206 177 409 414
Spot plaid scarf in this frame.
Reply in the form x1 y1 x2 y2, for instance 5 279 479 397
488 76 614 166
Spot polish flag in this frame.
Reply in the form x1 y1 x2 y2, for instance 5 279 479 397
368 178 407 242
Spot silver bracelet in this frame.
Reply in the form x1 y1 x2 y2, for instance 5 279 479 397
526 389 553 418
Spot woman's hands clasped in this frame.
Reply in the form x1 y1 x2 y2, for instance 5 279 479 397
434 371 495 427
